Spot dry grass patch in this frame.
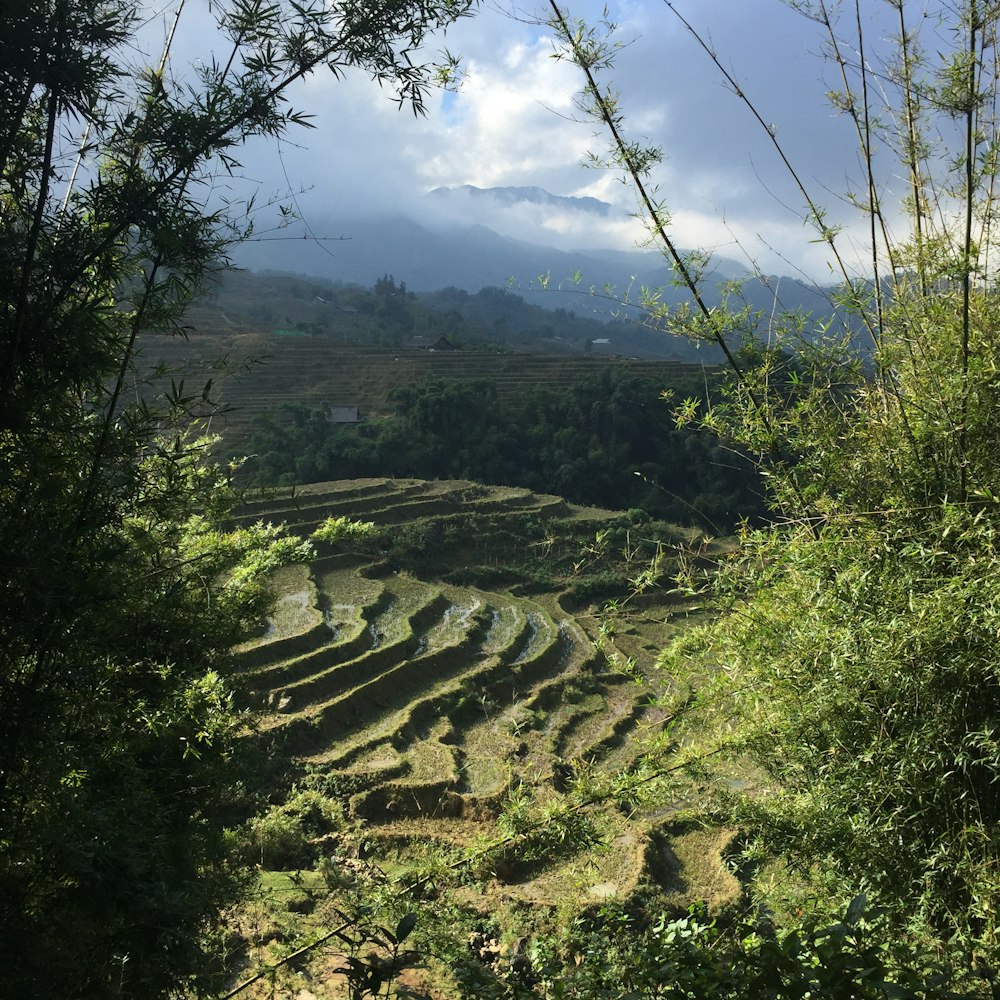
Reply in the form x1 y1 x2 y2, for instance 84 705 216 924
645 825 742 917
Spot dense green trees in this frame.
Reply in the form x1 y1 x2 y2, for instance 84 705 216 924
0 0 470 994
677 300 1000 958
244 367 765 529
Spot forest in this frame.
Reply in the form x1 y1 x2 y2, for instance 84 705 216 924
242 366 765 531
4 0 1000 998
202 267 724 361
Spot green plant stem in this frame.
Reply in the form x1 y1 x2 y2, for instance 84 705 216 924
896 2 928 296
5 86 59 402
960 2 978 501
545 0 742 376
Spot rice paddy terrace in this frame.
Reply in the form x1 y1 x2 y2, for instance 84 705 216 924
230 478 738 997
136 327 710 443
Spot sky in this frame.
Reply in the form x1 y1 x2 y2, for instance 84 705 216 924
152 0 945 284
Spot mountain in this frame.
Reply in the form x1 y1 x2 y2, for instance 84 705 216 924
231 187 838 333
234 209 662 301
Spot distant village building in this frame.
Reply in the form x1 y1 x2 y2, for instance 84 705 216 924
327 405 361 424
408 335 457 351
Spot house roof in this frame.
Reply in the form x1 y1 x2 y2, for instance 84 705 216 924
327 404 360 423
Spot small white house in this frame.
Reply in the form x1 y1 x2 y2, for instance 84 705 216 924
327 405 361 423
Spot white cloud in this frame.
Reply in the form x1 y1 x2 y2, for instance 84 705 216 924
166 0 916 284
412 41 584 189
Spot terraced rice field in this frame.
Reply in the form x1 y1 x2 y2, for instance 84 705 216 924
135 330 713 442
231 478 737 996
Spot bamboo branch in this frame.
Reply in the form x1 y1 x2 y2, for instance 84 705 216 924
661 0 879 350
545 1 741 376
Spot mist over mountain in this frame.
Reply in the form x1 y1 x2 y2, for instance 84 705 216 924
427 184 616 217
232 185 835 326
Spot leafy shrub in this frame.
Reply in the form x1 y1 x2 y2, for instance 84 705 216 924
312 516 379 544
240 788 345 870
245 809 311 870
527 898 962 1000
567 570 625 603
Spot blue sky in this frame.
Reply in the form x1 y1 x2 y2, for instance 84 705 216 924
156 0 932 283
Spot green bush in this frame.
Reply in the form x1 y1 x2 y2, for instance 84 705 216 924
311 515 379 544
527 898 962 1000
241 788 345 870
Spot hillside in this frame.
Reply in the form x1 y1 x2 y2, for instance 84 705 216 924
226 478 737 998
137 331 710 439
230 199 837 337
188 267 725 360
136 270 760 530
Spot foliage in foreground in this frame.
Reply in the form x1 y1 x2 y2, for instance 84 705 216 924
673 314 1000 955
372 895 965 1000
225 794 970 1000
549 0 1000 971
525 898 958 1000
0 0 470 995
0 429 314 996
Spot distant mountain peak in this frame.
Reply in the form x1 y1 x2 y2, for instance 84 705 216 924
428 184 614 216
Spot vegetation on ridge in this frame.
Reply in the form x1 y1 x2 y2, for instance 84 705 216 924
242 366 766 530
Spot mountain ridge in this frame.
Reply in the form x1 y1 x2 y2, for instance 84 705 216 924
231 187 836 330
427 183 615 216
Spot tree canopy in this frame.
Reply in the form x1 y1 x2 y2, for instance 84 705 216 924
0 0 470 995
244 366 765 530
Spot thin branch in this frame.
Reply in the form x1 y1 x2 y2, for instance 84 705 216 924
660 0 880 350
960 2 979 500
545 2 742 374
853 0 885 338
219 918 354 999
4 85 60 401
896 1 928 295
546 1 831 529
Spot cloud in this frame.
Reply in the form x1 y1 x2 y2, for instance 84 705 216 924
415 41 583 189
164 0 912 283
